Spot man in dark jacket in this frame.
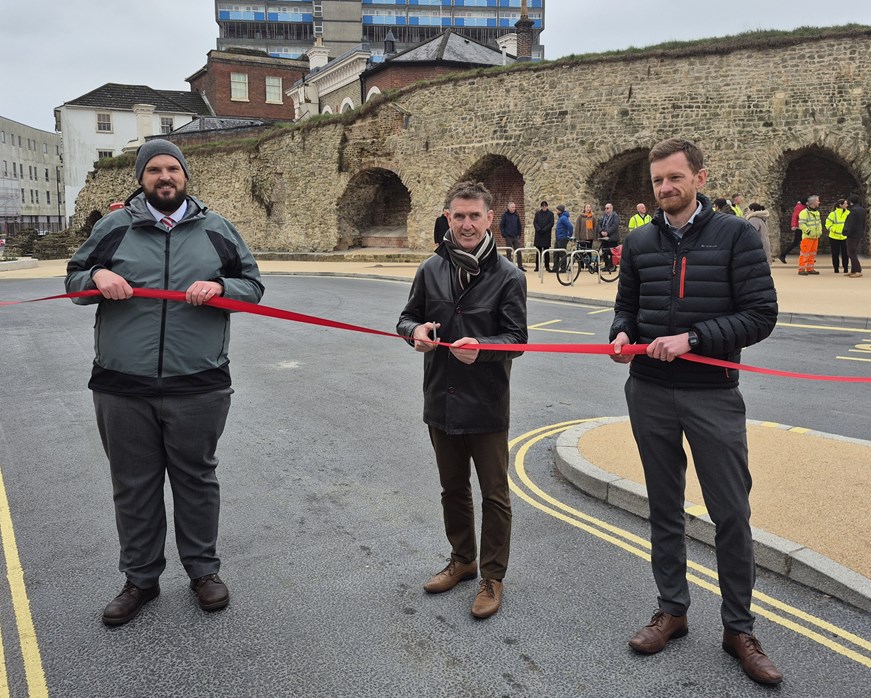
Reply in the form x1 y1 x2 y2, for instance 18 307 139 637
532 200 555 272
610 139 782 686
596 202 620 271
433 208 450 247
843 193 865 277
397 181 527 620
66 139 264 626
499 201 525 271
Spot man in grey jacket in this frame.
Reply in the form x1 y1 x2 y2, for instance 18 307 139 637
66 139 264 626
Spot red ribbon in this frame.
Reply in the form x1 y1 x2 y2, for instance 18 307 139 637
2 289 869 383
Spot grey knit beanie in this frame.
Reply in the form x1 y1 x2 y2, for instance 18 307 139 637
134 139 190 182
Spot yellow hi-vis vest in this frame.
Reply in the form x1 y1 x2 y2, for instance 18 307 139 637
799 208 822 239
826 208 849 240
628 213 651 231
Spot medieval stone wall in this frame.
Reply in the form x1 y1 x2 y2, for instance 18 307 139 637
74 29 871 254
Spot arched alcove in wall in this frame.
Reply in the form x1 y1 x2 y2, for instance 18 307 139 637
779 147 866 254
336 168 411 250
588 148 652 233
459 155 525 246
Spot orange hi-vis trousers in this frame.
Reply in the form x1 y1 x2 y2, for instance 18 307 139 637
798 237 819 273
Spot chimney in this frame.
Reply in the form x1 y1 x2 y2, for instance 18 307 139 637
133 103 156 142
384 29 397 57
496 32 518 61
307 37 330 70
514 0 534 61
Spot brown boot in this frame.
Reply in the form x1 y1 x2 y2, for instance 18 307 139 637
102 581 160 626
722 630 783 685
628 610 688 654
471 578 503 619
423 558 478 593
190 573 230 611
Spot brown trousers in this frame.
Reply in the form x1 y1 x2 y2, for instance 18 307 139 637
428 427 512 580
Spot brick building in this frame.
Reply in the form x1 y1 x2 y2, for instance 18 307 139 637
187 49 310 120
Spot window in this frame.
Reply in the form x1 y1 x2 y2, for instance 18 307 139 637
96 112 112 132
2 161 6 176
265 76 283 104
21 189 24 203
46 191 51 205
97 149 114 160
230 72 249 101
0 131 4 143
45 168 49 182
160 116 174 134
44 143 48 154
12 162 16 177
35 190 39 204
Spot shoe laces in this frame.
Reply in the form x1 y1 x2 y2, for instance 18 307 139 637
478 579 496 598
646 609 668 627
740 633 768 656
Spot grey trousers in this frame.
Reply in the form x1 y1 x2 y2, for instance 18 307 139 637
428 427 512 580
93 389 232 588
625 377 756 634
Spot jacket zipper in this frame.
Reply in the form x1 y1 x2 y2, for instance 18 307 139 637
679 256 687 298
156 230 171 379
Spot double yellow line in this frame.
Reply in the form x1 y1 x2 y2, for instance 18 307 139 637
0 467 48 696
508 420 871 669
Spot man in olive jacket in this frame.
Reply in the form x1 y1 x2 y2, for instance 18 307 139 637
397 180 527 620
610 139 782 686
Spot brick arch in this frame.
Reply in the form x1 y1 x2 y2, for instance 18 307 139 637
459 154 525 246
587 147 653 233
336 168 411 250
775 145 866 254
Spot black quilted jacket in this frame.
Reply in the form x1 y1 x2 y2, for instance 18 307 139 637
610 195 778 388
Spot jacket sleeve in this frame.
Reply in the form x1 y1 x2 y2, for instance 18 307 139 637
475 273 528 362
693 224 778 354
397 264 427 342
213 220 264 304
610 237 640 342
64 217 119 306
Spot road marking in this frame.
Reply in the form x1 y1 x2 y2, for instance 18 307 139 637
508 421 871 668
0 466 48 696
778 322 871 333
587 307 613 315
837 356 871 363
528 319 596 337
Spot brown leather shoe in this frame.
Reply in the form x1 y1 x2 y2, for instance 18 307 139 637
722 630 783 685
628 610 688 654
102 581 159 626
190 573 230 611
471 578 503 619
423 558 478 593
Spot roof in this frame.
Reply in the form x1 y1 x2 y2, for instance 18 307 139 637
385 30 514 67
60 83 212 116
171 116 270 134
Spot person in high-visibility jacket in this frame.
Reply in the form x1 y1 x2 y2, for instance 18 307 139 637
628 203 652 232
730 193 745 217
825 198 850 274
798 195 822 275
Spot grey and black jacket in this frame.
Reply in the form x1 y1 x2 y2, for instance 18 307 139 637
609 194 777 389
65 192 264 396
397 245 527 435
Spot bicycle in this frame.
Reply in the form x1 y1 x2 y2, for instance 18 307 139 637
555 239 620 285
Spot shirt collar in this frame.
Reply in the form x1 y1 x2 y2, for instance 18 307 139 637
663 200 703 238
146 199 187 224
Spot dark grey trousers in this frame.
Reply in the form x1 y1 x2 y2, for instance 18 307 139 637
625 377 756 634
93 389 232 588
428 427 512 580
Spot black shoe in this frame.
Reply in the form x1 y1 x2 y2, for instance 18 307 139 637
778 254 787 264
190 573 229 611
102 581 159 626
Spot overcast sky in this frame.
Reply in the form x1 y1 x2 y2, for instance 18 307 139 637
4 0 871 133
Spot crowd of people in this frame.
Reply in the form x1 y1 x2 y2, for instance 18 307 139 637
435 190 866 281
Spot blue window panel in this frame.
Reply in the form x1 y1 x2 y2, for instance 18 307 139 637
530 0 542 7
454 17 464 26
396 16 405 25
363 15 373 24
498 18 510 27
442 0 452 6
254 12 264 20
409 16 419 24
455 0 465 6
487 18 496 27
442 17 451 26
219 10 229 19
533 19 541 28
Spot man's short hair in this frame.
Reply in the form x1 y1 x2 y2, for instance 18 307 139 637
540 200 548 207
807 194 820 205
649 138 705 173
444 181 492 210
849 193 861 205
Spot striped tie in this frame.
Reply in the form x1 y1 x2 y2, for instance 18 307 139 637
161 216 175 229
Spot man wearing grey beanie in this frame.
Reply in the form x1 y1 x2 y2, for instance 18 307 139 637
66 138 264 626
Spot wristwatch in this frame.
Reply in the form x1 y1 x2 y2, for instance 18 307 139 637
687 330 700 348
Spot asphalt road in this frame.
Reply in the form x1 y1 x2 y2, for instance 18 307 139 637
0 275 868 697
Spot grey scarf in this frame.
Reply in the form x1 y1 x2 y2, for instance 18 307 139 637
443 229 496 292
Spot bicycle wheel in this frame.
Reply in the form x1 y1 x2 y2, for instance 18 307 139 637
556 255 582 286
599 262 619 283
